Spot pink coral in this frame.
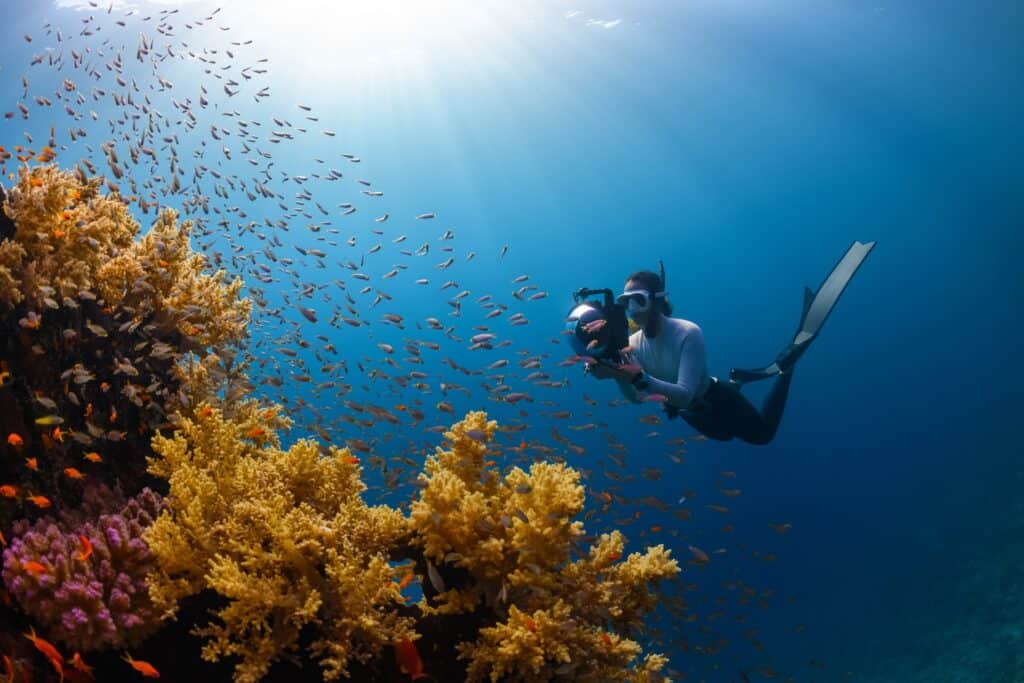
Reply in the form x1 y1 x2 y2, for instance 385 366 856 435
1 488 166 652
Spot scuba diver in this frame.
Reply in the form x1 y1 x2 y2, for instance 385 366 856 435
568 241 875 444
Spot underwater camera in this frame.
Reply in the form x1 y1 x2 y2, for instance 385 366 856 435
565 287 630 364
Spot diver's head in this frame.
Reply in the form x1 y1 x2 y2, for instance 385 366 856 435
619 269 671 330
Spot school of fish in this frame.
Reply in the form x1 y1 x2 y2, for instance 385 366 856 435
0 2 804 680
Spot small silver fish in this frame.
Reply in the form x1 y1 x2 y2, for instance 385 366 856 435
465 429 487 442
34 396 58 410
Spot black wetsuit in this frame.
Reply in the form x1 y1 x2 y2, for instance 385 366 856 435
619 316 793 446
673 373 794 445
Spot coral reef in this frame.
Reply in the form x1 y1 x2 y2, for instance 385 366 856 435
144 403 414 683
1 488 165 652
0 164 250 346
410 412 680 682
94 206 250 350
0 162 252 538
0 163 681 682
0 163 255 678
0 164 136 310
144 409 679 682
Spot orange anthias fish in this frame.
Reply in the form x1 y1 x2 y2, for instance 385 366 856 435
393 639 427 681
122 653 159 678
27 494 51 509
25 457 38 472
63 467 86 480
23 561 48 575
83 452 102 463
6 433 23 447
24 626 63 681
74 535 93 562
0 485 17 498
67 652 93 676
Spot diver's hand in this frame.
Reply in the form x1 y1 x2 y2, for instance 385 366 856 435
616 362 644 383
587 359 642 383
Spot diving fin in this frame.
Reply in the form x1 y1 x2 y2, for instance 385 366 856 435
730 240 876 386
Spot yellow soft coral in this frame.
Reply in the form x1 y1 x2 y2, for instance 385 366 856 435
95 207 250 349
0 164 250 356
409 412 680 682
0 164 136 308
458 600 674 682
147 406 678 681
145 404 413 682
410 411 586 584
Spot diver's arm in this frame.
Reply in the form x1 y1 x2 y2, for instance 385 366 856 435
636 328 706 410
638 373 694 408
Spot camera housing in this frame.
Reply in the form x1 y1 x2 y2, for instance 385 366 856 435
565 288 630 363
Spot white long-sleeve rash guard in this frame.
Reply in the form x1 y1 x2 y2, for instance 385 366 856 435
614 317 712 410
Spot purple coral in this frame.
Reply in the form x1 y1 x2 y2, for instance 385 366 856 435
1 488 166 652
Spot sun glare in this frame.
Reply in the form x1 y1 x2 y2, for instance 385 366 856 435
229 0 513 68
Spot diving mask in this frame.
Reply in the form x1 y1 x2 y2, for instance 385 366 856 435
617 289 667 315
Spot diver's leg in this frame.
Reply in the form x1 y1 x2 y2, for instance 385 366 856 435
711 374 793 446
681 411 734 441
715 382 771 445
682 379 764 442
751 370 794 445
681 376 793 444
680 380 736 441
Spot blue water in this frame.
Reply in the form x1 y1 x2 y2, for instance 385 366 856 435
2 1 1022 680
